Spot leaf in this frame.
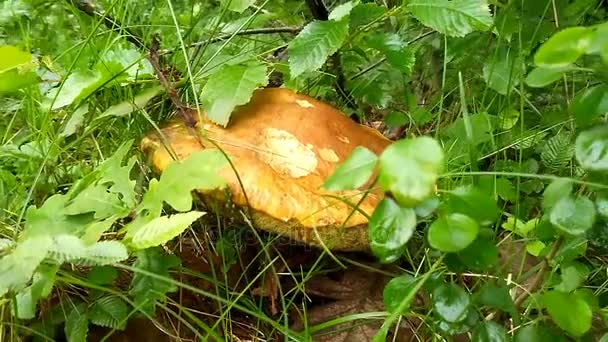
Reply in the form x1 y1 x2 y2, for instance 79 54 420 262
542 179 573 212
407 0 493 37
60 104 89 137
23 194 90 239
543 290 592 337
446 112 495 146
525 66 572 88
89 296 128 330
378 136 444 207
350 2 385 28
0 235 52 296
129 247 180 316
456 235 498 271
130 211 204 250
549 195 596 235
428 213 479 252
0 45 38 93
575 125 608 171
155 149 228 212
65 184 125 219
328 0 358 21
97 140 137 209
97 46 153 80
445 186 499 225
65 305 88 342
496 108 519 130
383 274 417 314
367 32 416 74
474 283 517 318
555 261 589 293
483 50 522 95
514 323 567 342
43 69 106 110
223 0 255 12
47 234 87 263
472 321 507 342
322 146 378 191
86 266 118 285
534 27 593 67
384 112 408 128
99 85 163 118
541 131 574 171
368 198 417 263
571 85 608 128
432 283 470 323
288 19 349 77
76 240 128 266
200 62 268 126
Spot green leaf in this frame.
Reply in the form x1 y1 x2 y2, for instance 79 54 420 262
541 131 574 171
456 235 498 271
445 186 499 225
472 321 507 342
428 213 479 252
483 50 522 95
350 2 385 28
383 274 417 314
367 32 415 74
65 305 88 342
571 85 608 128
76 241 128 266
555 261 589 292
514 323 567 342
542 179 573 212
534 27 594 67
368 198 417 263
576 125 608 171
99 85 163 119
86 266 118 285
0 235 52 296
378 136 444 207
446 112 495 146
543 290 592 337
328 0 358 21
23 194 90 239
155 149 228 212
129 247 180 316
43 69 106 110
475 283 517 318
432 283 470 323
0 45 38 93
200 62 268 127
130 211 204 250
384 112 408 128
223 0 254 12
96 140 137 209
496 108 519 130
525 66 571 88
65 184 125 219
288 19 349 77
89 296 128 330
47 234 87 263
407 0 493 37
322 146 378 191
97 46 153 80
60 104 89 138
549 195 596 235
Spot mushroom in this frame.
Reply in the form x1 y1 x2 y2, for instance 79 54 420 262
140 88 392 251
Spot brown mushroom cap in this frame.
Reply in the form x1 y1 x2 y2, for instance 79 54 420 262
140 88 392 251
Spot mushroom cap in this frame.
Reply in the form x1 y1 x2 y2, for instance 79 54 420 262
140 88 392 251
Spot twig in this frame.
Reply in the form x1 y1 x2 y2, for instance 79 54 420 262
66 0 147 50
160 26 302 55
513 237 563 307
149 35 196 128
